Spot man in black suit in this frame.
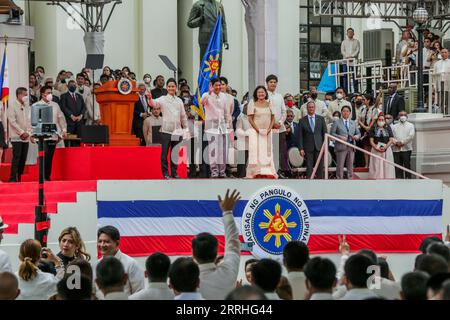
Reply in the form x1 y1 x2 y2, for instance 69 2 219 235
133 83 150 146
59 80 86 137
298 101 327 179
384 83 405 120
285 109 300 149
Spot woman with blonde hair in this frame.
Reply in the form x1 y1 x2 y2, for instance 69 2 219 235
17 239 62 300
57 227 91 268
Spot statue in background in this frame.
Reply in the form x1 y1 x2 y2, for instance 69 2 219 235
0 0 23 15
187 0 229 66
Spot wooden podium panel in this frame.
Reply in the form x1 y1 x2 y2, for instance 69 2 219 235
95 80 141 146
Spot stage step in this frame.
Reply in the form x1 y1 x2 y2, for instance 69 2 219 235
0 180 97 235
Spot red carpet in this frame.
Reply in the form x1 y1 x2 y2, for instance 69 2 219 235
0 180 97 235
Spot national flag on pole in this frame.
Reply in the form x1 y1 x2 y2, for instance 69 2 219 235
191 14 223 120
0 46 8 138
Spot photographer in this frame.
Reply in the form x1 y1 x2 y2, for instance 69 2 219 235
16 239 64 300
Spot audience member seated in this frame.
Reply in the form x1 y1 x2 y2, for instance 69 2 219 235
96 257 128 300
427 242 450 264
0 272 20 300
0 217 12 273
225 285 267 300
16 240 63 300
283 240 309 300
57 227 91 270
129 252 174 300
95 226 145 297
400 271 430 300
426 273 450 300
341 254 379 300
169 257 204 300
416 254 449 277
304 257 337 300
56 274 93 300
251 259 282 300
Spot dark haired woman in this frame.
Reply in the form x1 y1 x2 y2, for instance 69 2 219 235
246 86 277 179
148 78 188 179
369 113 395 179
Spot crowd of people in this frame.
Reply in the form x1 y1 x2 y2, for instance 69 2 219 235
0 189 449 301
8 26 450 183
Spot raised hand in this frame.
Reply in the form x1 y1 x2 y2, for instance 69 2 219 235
338 235 350 256
218 189 241 213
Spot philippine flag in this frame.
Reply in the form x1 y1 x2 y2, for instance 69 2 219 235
0 48 9 124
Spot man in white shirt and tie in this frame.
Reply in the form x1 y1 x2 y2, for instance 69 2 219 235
304 257 337 300
266 74 289 178
392 111 415 179
129 252 174 300
0 217 12 273
193 189 241 300
170 258 205 300
95 226 145 299
202 78 232 178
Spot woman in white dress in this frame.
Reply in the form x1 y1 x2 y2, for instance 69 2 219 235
246 86 278 179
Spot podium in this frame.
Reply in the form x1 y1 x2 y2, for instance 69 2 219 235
95 80 141 146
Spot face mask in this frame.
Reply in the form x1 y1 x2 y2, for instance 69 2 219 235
336 93 344 100
46 94 53 102
68 85 76 93
287 101 294 108
22 96 29 104
400 116 408 123
144 77 151 84
325 100 331 107
333 116 340 122
355 100 363 106
378 121 386 127
386 119 393 125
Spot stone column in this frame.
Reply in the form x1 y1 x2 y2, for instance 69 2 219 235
243 0 278 95
409 113 450 185
0 22 34 107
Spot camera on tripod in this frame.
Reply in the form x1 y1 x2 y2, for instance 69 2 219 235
31 104 57 138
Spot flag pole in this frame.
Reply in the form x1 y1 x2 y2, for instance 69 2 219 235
3 35 9 149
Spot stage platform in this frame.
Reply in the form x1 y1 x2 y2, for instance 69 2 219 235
0 146 188 182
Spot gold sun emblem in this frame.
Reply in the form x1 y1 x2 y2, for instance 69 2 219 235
258 204 298 248
203 53 221 78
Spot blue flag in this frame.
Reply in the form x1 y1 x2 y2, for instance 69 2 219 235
317 64 337 93
191 15 223 120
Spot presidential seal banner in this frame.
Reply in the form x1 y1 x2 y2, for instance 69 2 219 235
242 186 311 260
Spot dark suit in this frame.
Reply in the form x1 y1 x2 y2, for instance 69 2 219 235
133 94 150 146
298 114 327 179
384 93 405 120
59 92 86 136
286 122 300 149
